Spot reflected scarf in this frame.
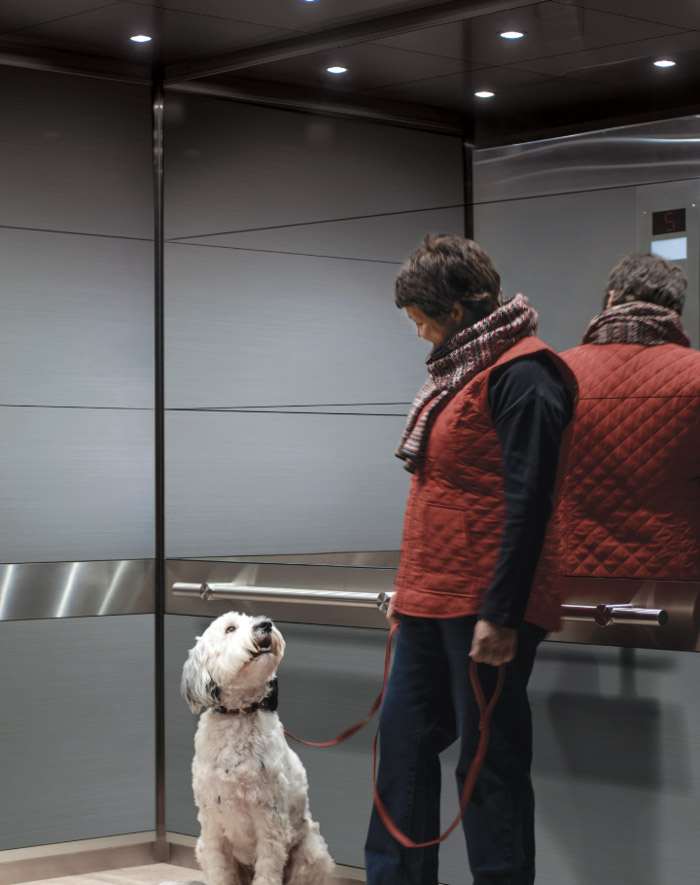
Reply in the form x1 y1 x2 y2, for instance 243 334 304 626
582 302 690 348
396 294 539 472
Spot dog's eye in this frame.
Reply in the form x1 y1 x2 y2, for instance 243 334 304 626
226 625 237 633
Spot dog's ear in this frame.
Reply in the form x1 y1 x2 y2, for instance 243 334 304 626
265 677 279 712
181 643 221 714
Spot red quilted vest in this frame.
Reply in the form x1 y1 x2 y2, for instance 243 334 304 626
536 342 700 594
393 336 577 632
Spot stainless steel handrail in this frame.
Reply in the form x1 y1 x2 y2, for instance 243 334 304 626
172 582 381 606
172 583 668 625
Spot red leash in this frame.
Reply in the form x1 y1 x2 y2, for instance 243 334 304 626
284 622 399 747
284 622 505 847
372 657 505 848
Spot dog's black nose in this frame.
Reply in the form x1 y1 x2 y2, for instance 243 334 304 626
257 620 273 633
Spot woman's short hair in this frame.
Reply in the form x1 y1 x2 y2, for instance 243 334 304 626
394 234 501 321
605 253 687 314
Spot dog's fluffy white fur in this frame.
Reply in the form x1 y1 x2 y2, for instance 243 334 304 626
179 611 334 885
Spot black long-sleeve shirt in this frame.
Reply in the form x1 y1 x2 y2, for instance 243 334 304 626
480 354 574 629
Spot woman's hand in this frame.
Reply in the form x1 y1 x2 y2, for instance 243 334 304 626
469 619 517 666
386 596 401 628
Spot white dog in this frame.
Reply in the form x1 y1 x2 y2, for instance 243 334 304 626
179 611 335 885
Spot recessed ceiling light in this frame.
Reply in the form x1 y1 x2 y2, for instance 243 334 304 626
654 59 676 67
130 35 152 43
327 66 348 74
475 91 495 98
500 30 524 39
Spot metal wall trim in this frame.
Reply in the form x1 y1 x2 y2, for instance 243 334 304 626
0 833 156 885
463 140 474 239
0 36 151 84
152 73 168 863
167 80 464 136
0 560 154 622
474 114 700 205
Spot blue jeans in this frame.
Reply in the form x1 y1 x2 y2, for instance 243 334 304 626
365 615 545 885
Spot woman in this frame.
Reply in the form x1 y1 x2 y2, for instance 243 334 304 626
365 234 576 885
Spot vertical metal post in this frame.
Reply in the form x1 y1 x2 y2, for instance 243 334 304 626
463 137 474 240
152 71 169 863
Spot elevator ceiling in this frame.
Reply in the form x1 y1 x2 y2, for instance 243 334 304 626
3 1 700 143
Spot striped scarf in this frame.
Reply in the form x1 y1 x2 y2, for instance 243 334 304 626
396 294 539 472
582 301 690 348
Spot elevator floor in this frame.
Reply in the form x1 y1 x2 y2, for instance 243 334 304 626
18 863 201 884
16 861 365 884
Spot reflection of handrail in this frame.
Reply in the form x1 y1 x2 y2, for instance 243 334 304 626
172 583 668 626
558 603 668 626
378 594 668 627
597 603 669 627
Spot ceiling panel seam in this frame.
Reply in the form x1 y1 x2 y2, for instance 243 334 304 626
163 0 543 83
549 0 698 33
1 0 126 37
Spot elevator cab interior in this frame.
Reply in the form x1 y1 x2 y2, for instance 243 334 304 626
2 3 700 884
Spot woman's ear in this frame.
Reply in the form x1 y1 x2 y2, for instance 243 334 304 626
451 300 476 330
450 300 464 324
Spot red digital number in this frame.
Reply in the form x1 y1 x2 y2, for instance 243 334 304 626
664 211 676 232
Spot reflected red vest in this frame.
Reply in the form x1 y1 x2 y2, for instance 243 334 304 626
393 336 577 632
536 342 700 593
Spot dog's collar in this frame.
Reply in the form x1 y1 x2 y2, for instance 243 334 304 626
214 679 278 716
214 699 272 716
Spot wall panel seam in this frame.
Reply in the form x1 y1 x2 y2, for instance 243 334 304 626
0 223 153 242
166 201 466 242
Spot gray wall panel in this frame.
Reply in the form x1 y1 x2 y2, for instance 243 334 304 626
165 243 430 408
0 66 152 238
165 615 202 837
164 94 463 239
173 205 464 263
1 406 154 563
528 643 700 885
0 63 155 569
474 187 637 352
164 94 464 569
165 411 409 558
0 615 155 849
0 228 153 408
